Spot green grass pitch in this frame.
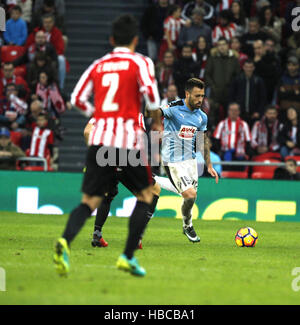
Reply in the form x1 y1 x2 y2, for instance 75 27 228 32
0 212 300 305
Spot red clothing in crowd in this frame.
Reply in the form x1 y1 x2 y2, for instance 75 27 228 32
26 26 65 55
29 126 54 158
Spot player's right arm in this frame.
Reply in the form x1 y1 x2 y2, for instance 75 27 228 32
83 118 96 145
70 61 97 117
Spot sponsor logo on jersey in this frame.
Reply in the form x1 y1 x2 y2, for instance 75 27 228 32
178 125 197 140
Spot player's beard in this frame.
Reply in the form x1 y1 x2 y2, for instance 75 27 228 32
188 97 202 110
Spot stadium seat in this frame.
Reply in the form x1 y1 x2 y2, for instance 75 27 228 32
252 152 282 161
221 171 248 179
1 45 26 63
252 158 280 174
22 166 45 171
251 171 274 179
10 131 22 146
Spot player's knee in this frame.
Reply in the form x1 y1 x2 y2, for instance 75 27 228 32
182 188 197 200
136 186 153 204
81 194 102 212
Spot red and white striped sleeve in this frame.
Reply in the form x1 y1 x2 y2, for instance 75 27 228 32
212 26 220 45
251 121 259 148
243 121 251 142
138 113 146 131
71 60 97 117
213 120 224 140
136 55 160 111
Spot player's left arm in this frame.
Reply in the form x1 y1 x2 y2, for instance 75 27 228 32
204 132 219 184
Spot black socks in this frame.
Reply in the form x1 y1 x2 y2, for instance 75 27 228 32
62 203 92 246
124 201 151 259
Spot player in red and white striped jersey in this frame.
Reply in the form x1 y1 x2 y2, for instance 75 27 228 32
213 103 251 160
29 112 54 159
84 113 160 249
54 15 161 277
212 10 236 45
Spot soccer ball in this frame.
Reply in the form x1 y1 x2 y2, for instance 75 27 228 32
235 227 258 247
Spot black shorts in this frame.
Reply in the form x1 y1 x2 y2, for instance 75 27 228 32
82 145 153 197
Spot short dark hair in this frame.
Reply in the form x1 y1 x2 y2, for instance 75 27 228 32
44 0 55 7
243 59 255 65
168 4 180 16
217 36 228 44
37 112 49 120
185 78 205 92
3 61 14 67
112 14 138 46
182 43 193 50
11 5 22 13
228 102 240 110
42 13 55 21
264 105 277 113
249 16 260 24
286 159 297 166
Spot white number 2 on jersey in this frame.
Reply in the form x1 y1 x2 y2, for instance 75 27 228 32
102 73 119 112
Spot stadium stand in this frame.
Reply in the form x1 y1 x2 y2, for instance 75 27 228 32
0 0 300 179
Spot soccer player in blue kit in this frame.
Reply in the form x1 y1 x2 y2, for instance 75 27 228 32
157 78 219 242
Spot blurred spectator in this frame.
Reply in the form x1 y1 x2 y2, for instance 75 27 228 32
155 50 175 97
158 4 190 61
173 44 200 97
0 83 27 130
29 112 54 160
16 0 32 26
259 6 283 50
26 13 66 90
31 0 65 34
160 84 180 106
34 70 65 120
21 99 49 151
3 5 27 46
251 105 280 155
287 31 300 60
264 37 281 69
241 17 267 57
212 9 237 46
204 37 240 126
253 39 280 103
0 62 29 99
192 35 210 80
278 107 300 158
140 0 169 62
230 0 248 37
213 102 252 168
229 59 267 124
25 99 44 131
178 8 212 48
181 0 214 26
5 0 33 25
13 30 58 68
273 159 300 180
0 127 25 170
27 51 57 93
277 56 300 112
230 36 248 68
34 0 65 17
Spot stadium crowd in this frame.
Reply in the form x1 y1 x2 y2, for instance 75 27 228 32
141 0 300 180
0 0 299 180
0 0 69 171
